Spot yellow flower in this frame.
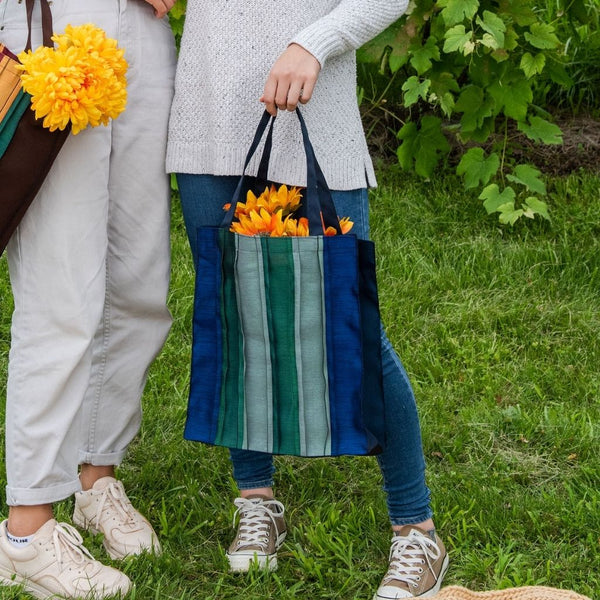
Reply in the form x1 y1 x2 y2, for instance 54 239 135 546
18 23 127 134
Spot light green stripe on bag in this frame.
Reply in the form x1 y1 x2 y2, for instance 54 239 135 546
235 235 274 452
293 237 331 456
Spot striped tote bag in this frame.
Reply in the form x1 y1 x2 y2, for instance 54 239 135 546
184 110 385 456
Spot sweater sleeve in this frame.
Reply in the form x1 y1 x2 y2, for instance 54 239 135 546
289 0 409 66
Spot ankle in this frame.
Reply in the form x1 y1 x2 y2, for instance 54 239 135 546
392 519 435 534
79 464 116 491
8 504 54 537
239 487 274 499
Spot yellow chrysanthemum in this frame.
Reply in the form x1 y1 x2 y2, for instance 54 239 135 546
18 23 127 134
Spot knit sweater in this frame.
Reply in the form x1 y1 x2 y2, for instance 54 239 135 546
166 0 409 190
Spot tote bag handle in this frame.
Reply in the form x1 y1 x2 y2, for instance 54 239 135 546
25 0 54 51
221 109 342 235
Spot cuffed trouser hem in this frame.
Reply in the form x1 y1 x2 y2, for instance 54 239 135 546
389 509 434 527
236 479 275 490
5 480 81 507
77 450 127 466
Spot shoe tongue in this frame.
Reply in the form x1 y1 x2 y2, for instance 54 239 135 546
91 476 118 491
245 494 273 502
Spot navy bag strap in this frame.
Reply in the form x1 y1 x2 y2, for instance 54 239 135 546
221 109 342 235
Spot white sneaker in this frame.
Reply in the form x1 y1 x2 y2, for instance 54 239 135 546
0 519 131 599
73 477 161 560
226 495 287 572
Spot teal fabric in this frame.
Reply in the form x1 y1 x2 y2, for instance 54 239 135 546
0 91 30 160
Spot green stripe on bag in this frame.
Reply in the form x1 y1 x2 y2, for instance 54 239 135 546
0 91 30 159
216 230 245 448
262 237 300 455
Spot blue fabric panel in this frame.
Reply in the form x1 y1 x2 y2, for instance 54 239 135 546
358 239 385 452
322 235 369 455
184 227 223 443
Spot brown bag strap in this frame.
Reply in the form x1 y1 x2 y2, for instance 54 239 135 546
25 0 53 51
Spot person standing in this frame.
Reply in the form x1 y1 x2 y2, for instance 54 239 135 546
0 0 176 597
168 2 449 598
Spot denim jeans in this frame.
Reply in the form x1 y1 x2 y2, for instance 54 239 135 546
177 174 433 525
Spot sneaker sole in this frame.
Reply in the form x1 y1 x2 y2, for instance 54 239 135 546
0 567 130 600
373 553 450 600
226 531 287 573
227 552 278 572
73 506 162 561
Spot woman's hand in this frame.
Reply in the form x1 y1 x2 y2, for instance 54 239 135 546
142 0 176 19
260 43 321 116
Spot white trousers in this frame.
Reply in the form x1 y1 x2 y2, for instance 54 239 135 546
0 0 177 505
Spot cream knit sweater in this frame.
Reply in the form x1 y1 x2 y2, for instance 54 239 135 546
166 0 408 190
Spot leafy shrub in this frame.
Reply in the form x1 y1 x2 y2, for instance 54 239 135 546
358 0 597 224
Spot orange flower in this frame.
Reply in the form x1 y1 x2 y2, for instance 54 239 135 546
225 184 352 237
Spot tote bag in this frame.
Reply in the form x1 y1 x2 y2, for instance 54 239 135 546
0 0 71 254
184 110 385 457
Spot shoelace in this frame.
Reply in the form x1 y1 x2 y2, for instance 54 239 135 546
384 530 442 589
93 481 137 529
232 498 285 550
53 522 95 570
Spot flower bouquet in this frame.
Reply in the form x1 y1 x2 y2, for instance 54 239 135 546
224 183 354 237
18 23 128 134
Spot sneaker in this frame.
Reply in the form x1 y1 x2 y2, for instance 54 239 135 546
73 476 161 560
0 519 131 599
226 495 287 572
374 526 449 599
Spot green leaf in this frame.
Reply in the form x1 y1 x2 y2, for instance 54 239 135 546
397 117 450 178
439 92 456 117
520 52 546 78
498 0 536 26
499 207 524 225
439 0 479 26
524 23 560 49
488 78 532 121
517 116 563 145
524 196 551 221
479 184 516 214
506 164 546 195
389 51 409 73
454 86 495 132
443 25 473 54
456 148 500 189
410 37 441 75
476 11 506 49
402 77 431 107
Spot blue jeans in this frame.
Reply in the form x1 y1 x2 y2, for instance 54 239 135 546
177 174 433 525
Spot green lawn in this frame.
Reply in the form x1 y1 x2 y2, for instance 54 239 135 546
0 168 598 599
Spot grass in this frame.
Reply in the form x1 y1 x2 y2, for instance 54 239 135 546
0 167 599 599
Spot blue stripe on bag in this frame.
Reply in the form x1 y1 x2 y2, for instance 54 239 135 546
323 235 369 455
185 227 223 443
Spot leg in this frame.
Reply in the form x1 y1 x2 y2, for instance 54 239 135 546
72 2 176 560
177 174 286 571
330 189 447 598
78 1 176 471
